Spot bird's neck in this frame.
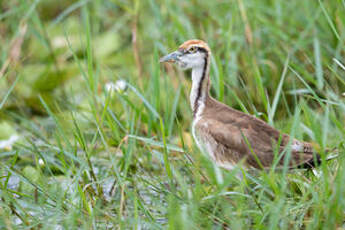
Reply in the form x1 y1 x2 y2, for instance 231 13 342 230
190 56 210 118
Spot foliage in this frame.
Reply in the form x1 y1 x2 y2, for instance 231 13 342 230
0 0 345 229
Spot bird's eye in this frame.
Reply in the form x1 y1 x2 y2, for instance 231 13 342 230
188 46 197 53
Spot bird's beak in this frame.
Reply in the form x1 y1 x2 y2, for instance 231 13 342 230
159 50 182 63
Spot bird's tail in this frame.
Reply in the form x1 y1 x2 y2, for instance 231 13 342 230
301 154 321 169
300 147 339 169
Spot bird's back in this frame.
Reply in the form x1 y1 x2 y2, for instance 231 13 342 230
194 96 320 169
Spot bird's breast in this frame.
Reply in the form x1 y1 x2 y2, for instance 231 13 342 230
191 118 236 171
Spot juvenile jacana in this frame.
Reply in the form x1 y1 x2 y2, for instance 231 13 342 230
160 39 321 170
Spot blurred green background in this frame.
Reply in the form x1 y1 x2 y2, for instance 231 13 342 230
1 0 345 229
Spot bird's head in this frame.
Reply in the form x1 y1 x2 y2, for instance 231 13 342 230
160 39 211 70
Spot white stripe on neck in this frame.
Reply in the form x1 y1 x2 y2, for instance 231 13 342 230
190 64 207 113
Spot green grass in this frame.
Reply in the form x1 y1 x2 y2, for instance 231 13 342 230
1 0 345 229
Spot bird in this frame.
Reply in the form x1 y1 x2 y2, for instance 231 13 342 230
160 39 322 171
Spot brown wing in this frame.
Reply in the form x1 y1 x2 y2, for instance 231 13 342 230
201 99 319 169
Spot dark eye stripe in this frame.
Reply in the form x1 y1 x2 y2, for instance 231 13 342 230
197 47 207 53
179 46 208 54
187 46 208 53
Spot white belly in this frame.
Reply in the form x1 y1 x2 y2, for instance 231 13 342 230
192 119 235 171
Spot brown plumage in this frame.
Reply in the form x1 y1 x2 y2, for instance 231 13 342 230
196 96 320 169
160 39 320 170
